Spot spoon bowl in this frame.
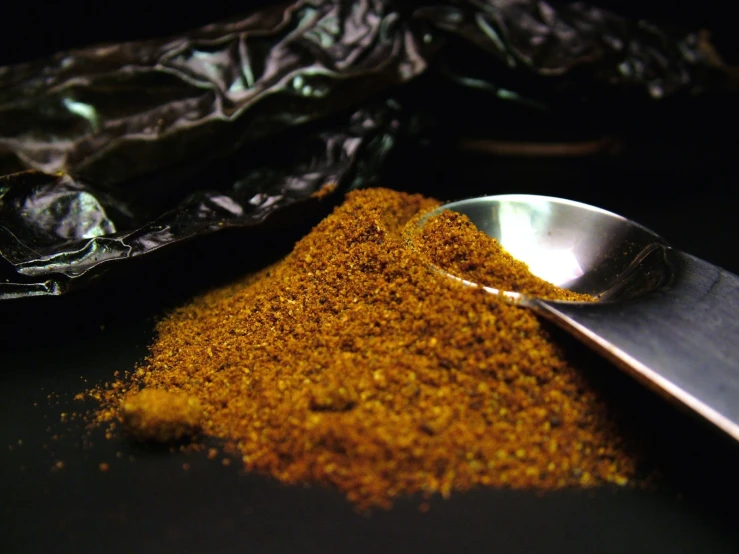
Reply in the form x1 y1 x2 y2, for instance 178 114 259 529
417 195 674 302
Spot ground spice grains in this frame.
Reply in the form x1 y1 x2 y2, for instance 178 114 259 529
119 389 203 443
414 209 594 302
90 188 638 510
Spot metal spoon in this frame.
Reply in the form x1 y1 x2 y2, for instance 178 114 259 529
413 195 739 442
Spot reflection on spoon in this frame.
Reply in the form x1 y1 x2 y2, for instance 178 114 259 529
497 200 585 286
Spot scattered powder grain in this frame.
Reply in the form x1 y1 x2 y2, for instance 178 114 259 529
88 188 639 510
119 389 202 443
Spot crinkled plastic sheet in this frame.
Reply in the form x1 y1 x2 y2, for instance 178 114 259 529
0 0 728 300
418 0 720 99
0 98 414 299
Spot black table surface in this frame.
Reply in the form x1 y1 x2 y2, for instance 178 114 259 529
2 135 739 553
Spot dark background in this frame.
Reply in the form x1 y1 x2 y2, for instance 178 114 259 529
2 2 739 553
2 1 738 66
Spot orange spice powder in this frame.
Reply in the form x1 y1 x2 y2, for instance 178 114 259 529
89 188 638 510
413 209 594 301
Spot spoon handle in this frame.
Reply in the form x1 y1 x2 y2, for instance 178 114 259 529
528 251 739 441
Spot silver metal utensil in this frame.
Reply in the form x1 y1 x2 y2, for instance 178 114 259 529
413 195 739 441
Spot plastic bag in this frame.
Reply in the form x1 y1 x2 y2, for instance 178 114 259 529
0 97 421 299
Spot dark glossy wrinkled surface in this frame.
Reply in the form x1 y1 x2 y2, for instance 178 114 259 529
0 1 431 184
0 0 731 300
0 98 413 299
418 0 719 100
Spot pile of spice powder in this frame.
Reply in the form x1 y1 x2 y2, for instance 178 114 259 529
90 188 638 510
